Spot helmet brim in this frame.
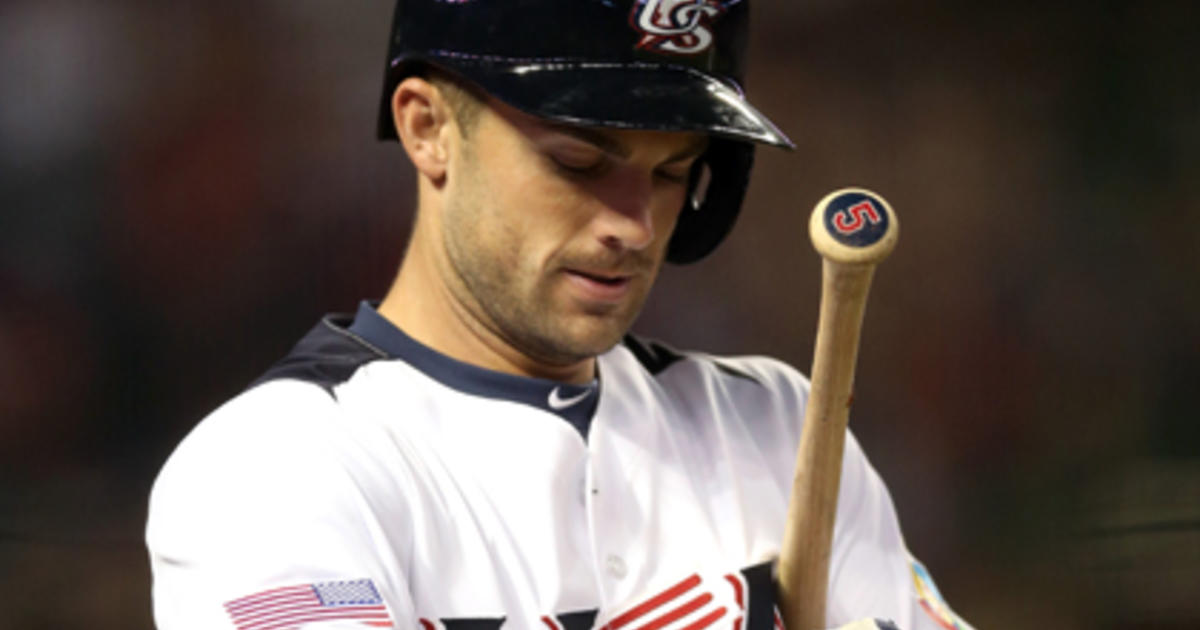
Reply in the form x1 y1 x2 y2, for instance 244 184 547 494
380 54 794 150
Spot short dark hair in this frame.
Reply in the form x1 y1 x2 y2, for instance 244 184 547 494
422 66 484 137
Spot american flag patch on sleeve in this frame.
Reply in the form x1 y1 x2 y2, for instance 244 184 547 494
223 578 394 629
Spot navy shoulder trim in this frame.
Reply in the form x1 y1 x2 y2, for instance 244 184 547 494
250 315 386 394
622 334 686 375
712 360 762 385
622 334 762 386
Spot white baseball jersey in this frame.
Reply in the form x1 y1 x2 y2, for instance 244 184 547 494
146 302 973 630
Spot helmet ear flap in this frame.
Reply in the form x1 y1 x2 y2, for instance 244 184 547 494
666 139 756 265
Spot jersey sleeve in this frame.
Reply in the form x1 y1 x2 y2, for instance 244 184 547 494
725 356 974 630
145 380 416 630
827 432 974 630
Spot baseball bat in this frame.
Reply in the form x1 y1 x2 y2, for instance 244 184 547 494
777 188 899 630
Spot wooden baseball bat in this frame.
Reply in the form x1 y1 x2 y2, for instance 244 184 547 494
777 188 899 630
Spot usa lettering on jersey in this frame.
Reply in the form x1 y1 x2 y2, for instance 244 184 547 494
418 562 779 630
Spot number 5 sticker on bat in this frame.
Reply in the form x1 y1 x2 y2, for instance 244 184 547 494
833 200 883 235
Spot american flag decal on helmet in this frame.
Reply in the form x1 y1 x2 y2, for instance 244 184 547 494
223 578 394 630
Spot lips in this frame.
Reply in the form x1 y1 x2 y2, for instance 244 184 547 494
572 269 629 285
563 268 634 303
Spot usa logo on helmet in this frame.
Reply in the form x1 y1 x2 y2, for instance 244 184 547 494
631 0 728 55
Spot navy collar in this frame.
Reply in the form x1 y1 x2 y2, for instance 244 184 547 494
347 301 598 437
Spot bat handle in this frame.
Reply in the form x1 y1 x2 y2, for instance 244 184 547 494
777 188 898 630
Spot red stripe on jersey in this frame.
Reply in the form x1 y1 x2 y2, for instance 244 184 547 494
542 615 564 630
606 574 701 629
679 606 727 630
724 574 745 610
641 593 712 630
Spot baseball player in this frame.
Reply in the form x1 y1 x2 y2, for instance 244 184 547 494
146 2 974 629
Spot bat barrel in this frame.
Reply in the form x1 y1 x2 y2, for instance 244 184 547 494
777 188 898 630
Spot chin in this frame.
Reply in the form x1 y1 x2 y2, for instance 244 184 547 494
509 286 648 364
528 317 631 365
567 317 634 356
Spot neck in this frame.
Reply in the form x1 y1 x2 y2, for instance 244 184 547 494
378 203 596 385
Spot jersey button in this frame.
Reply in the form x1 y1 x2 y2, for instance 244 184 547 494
606 554 627 579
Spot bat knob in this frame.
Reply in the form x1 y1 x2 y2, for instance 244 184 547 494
809 187 899 265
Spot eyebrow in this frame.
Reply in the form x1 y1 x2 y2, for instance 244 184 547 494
546 123 709 163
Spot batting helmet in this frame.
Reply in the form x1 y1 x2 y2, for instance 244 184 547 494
376 0 794 264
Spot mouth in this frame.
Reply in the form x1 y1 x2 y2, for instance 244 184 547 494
563 268 635 303
571 269 630 285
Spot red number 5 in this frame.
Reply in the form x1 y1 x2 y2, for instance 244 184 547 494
833 201 882 234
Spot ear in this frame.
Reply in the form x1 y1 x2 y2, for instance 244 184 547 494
391 76 453 184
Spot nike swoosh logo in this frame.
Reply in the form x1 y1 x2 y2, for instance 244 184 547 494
547 386 592 410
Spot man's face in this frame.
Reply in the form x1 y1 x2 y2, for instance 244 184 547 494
437 98 707 367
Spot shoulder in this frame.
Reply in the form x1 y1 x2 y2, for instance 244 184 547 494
606 334 813 467
616 332 810 401
249 313 387 392
612 333 883 485
146 313 404 566
149 310 395 491
146 373 416 626
154 377 345 473
147 380 354 543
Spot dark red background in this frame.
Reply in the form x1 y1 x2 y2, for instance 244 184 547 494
2 1 1197 627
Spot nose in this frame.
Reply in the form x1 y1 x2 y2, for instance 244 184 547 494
591 173 656 252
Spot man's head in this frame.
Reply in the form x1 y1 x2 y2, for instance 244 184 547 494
378 0 791 376
378 0 792 264
391 73 705 365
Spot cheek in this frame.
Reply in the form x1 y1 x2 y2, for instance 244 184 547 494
652 188 688 242
488 172 587 267
516 164 596 224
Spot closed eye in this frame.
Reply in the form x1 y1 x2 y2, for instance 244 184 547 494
549 151 606 176
655 163 693 184
655 155 701 184
543 136 610 177
655 138 707 185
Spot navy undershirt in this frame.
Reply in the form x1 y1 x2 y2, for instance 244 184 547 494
346 301 599 437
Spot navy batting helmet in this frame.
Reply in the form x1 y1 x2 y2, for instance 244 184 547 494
377 0 793 264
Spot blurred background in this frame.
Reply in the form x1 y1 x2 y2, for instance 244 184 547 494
1 0 1197 627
